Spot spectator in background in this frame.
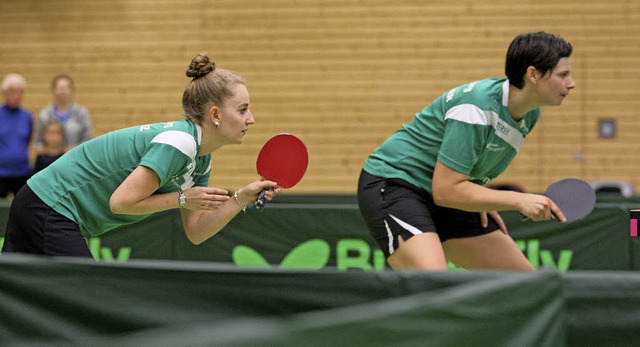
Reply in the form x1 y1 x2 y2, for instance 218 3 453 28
0 73 33 198
37 74 92 153
34 120 65 174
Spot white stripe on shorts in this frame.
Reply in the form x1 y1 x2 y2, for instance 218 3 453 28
384 214 423 255
383 219 394 255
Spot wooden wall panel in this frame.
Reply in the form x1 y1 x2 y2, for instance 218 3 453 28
0 0 638 194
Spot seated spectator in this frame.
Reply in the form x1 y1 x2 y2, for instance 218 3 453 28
0 73 33 198
34 120 65 174
37 74 92 153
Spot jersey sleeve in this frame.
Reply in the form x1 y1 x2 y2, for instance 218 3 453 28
437 104 491 175
139 131 197 187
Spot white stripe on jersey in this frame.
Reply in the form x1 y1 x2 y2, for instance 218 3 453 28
151 131 197 158
445 103 498 125
444 104 524 151
501 79 509 106
181 160 211 190
180 168 195 190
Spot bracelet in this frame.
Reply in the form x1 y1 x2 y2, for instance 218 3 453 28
178 190 187 208
234 190 247 213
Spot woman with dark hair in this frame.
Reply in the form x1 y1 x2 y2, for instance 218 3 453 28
358 32 575 271
3 54 281 257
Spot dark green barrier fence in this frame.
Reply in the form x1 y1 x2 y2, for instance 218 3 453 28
2 195 640 346
1 255 640 346
2 195 640 271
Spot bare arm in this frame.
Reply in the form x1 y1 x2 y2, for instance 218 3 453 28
431 161 565 222
109 166 231 215
110 166 282 244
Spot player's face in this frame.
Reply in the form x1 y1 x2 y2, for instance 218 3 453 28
218 83 254 144
537 57 576 106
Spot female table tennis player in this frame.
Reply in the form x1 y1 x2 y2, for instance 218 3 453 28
3 54 281 257
358 32 574 271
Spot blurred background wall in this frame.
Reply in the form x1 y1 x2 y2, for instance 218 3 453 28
0 0 638 194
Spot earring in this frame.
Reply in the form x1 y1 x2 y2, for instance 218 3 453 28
214 121 220 128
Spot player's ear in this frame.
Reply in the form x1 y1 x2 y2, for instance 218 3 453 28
207 105 221 124
525 66 541 85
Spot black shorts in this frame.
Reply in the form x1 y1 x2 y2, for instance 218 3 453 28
2 184 93 258
357 170 498 258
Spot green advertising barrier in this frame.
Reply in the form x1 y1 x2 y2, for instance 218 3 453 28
2 195 640 271
2 255 640 346
0 255 564 346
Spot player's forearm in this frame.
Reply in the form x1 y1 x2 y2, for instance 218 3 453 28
433 181 522 212
181 198 247 245
109 192 180 215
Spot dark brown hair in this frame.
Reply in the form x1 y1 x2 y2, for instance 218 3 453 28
505 32 573 89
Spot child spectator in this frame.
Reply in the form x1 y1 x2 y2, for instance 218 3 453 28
34 121 65 174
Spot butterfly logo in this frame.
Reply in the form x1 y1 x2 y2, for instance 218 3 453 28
232 239 331 269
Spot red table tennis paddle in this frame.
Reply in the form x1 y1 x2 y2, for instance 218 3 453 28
254 133 309 211
522 178 596 222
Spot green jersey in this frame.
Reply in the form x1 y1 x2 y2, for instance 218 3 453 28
28 120 211 237
363 78 540 194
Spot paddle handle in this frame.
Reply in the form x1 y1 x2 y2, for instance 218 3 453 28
253 187 274 212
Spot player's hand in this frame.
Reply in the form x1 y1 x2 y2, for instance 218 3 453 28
480 211 508 234
518 193 567 222
183 187 230 210
237 179 282 206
